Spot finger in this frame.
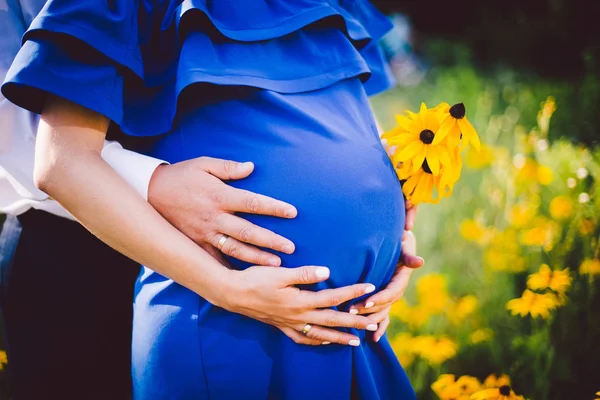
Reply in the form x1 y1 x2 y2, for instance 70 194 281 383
279 326 322 346
303 309 378 331
301 325 361 346
399 253 424 269
217 214 295 254
216 234 282 267
297 282 376 308
366 305 391 324
373 316 390 343
284 266 331 286
353 303 389 315
196 157 255 180
224 188 297 218
405 202 418 230
349 268 413 314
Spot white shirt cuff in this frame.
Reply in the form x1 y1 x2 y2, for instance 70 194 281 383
101 141 168 201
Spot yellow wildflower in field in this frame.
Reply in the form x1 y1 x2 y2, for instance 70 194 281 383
537 96 556 134
448 295 478 325
413 335 458 365
390 299 430 329
537 165 553 185
432 374 482 400
469 328 494 344
527 264 571 293
484 230 525 272
417 274 449 314
580 258 600 276
0 350 6 371
519 217 559 250
465 144 493 169
579 219 595 235
390 333 416 367
483 374 511 388
506 289 558 319
515 158 553 186
595 391 600 400
432 374 459 399
471 386 524 400
460 219 486 242
508 201 538 228
549 196 573 220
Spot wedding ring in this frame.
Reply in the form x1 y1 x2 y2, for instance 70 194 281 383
300 323 312 336
217 235 229 251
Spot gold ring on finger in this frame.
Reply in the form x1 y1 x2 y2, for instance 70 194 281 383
300 323 312 336
217 235 229 251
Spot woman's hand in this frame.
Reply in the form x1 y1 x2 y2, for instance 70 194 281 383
149 158 296 267
219 265 380 347
348 230 423 342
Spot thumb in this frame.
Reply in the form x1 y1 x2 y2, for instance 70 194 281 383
198 157 254 180
400 253 424 269
286 266 330 286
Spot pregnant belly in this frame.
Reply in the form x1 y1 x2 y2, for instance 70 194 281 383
145 79 405 291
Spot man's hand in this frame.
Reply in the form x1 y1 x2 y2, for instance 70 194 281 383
220 265 380 346
348 230 423 342
148 157 296 267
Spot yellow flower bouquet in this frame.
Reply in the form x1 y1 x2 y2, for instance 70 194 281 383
382 103 481 204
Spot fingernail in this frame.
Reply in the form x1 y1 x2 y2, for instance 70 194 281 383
238 162 253 169
315 267 330 279
374 335 380 343
284 208 297 218
282 244 294 254
268 257 281 266
349 339 360 347
364 285 376 294
367 324 378 331
322 341 331 345
349 308 358 315
365 301 375 309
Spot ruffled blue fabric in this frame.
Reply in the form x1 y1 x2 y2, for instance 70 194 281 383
2 0 395 137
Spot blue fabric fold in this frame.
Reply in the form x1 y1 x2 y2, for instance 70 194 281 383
2 0 395 137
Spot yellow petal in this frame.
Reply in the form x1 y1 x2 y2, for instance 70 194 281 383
426 149 441 175
397 141 424 161
403 174 419 196
412 149 426 173
433 117 455 145
458 117 481 151
419 102 428 114
395 115 419 133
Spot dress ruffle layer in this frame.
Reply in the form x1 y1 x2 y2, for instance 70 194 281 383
2 0 395 137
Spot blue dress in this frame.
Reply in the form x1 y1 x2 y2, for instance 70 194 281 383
2 1 414 399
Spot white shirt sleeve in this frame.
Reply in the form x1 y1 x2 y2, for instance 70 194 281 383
101 141 167 201
0 1 167 211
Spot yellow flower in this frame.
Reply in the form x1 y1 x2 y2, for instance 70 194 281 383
460 219 486 242
390 299 431 329
549 196 573 220
506 289 558 319
595 391 600 400
515 158 553 186
448 295 478 325
390 333 416 367
0 350 6 371
527 264 571 293
433 102 481 151
519 217 560 250
483 374 511 389
537 96 556 134
484 230 526 273
456 376 482 395
537 165 553 185
579 219 596 235
417 274 449 314
471 386 524 400
580 259 600 276
432 374 457 398
382 103 453 175
508 201 538 228
396 161 446 205
413 335 459 365
465 144 494 169
469 328 494 344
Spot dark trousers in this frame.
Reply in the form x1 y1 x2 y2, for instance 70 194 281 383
0 210 140 400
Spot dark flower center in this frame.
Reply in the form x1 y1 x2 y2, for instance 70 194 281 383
422 159 433 174
419 129 435 144
450 103 466 119
499 385 511 396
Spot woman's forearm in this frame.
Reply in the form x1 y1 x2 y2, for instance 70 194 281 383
34 97 231 304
